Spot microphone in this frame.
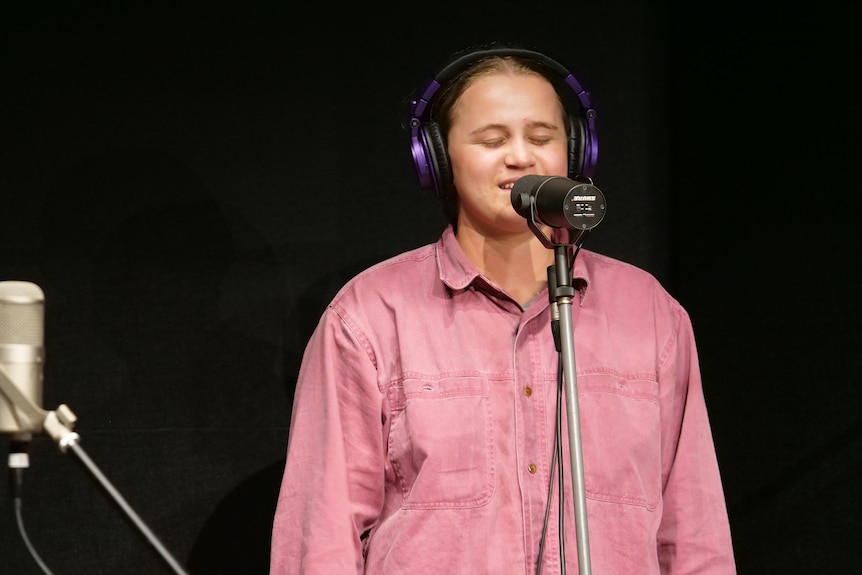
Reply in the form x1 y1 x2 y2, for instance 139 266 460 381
0 281 45 437
510 175 606 230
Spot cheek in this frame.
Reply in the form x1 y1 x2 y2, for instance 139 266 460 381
447 146 488 185
543 141 571 175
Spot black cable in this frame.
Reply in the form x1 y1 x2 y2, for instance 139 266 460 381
14 497 55 575
8 439 55 575
535 358 566 575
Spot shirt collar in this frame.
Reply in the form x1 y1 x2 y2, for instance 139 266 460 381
435 225 592 306
436 226 481 291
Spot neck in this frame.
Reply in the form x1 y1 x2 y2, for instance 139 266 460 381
455 225 554 307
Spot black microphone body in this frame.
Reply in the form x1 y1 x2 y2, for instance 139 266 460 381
0 281 45 436
511 175 606 231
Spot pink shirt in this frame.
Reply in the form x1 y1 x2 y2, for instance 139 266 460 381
270 226 736 574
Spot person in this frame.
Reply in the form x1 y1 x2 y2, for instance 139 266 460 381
269 42 736 574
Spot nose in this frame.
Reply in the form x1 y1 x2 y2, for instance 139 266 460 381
505 138 536 168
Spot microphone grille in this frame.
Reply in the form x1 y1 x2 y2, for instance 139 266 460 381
0 281 45 346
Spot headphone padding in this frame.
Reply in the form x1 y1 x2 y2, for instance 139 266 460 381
568 114 586 178
424 121 452 200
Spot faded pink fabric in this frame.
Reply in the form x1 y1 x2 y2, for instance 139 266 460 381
270 226 735 574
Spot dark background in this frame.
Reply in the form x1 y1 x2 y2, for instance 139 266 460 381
1 3 858 574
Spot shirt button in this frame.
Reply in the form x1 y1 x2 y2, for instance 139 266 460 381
528 463 537 474
523 386 533 397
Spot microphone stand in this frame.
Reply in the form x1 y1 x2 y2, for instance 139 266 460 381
0 370 190 575
519 209 598 575
548 242 592 575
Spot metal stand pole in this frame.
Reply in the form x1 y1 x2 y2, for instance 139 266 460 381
550 245 591 574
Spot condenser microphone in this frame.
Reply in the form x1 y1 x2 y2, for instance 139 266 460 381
0 281 45 436
511 175 606 231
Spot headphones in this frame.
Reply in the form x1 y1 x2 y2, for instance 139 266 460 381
406 45 598 201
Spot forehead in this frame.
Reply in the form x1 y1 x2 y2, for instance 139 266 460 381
451 71 565 126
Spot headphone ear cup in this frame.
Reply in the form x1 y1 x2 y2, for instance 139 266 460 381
568 114 586 178
423 121 453 200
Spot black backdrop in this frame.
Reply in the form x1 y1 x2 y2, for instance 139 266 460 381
2 3 859 574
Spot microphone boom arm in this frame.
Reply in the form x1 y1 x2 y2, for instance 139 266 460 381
0 368 189 575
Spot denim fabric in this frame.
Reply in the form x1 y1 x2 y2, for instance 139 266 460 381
271 226 735 574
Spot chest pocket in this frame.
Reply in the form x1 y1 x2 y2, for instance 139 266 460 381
388 376 495 509
579 372 662 510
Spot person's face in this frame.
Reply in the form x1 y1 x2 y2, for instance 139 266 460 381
446 71 569 236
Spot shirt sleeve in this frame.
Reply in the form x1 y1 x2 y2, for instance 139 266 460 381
656 305 737 574
270 305 384 575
